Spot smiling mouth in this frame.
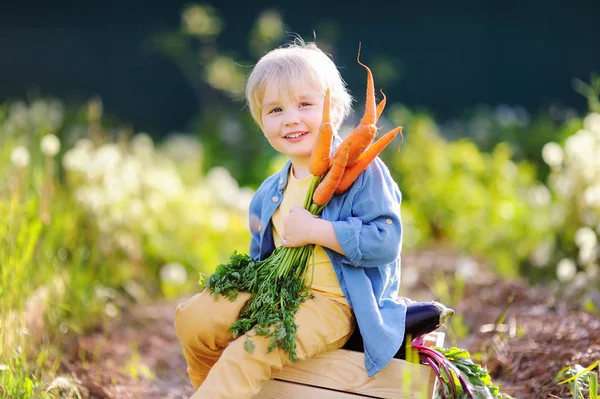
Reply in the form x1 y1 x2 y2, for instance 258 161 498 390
284 132 308 139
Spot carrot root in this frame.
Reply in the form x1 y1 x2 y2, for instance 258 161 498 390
313 141 351 206
335 126 402 194
309 88 334 176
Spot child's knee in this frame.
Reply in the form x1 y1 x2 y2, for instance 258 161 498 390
174 293 207 344
173 290 250 346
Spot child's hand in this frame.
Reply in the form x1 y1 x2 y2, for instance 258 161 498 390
281 206 318 247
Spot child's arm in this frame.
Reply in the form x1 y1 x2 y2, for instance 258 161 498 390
330 159 402 268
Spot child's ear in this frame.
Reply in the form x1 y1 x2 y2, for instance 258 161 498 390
331 111 341 129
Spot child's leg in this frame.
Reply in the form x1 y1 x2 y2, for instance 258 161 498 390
190 292 354 399
174 289 251 388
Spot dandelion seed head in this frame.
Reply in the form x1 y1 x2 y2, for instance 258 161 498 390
10 146 30 168
40 134 61 157
556 258 577 282
541 142 564 168
160 262 188 286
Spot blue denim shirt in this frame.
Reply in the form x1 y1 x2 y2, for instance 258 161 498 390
248 136 407 376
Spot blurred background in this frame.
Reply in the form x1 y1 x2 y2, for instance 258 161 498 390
1 1 600 397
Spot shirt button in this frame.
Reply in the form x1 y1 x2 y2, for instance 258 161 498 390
272 196 279 203
385 218 393 224
257 224 262 232
279 178 284 185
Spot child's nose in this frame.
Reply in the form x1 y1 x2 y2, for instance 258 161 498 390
283 110 301 126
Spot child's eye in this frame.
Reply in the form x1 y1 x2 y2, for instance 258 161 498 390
268 107 282 114
299 102 312 107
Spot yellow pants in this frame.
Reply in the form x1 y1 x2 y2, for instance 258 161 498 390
174 289 355 399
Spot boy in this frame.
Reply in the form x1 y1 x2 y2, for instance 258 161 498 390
175 39 406 399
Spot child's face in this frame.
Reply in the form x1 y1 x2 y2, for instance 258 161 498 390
260 81 326 167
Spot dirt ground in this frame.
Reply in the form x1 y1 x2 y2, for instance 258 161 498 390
62 247 600 399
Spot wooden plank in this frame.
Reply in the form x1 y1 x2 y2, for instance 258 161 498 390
258 332 445 399
256 380 370 398
271 349 434 399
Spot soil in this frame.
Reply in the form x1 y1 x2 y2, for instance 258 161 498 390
60 246 600 399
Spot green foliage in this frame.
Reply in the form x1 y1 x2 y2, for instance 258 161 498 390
207 246 315 363
443 105 575 183
433 347 514 399
552 361 599 399
0 354 54 399
151 4 292 188
381 113 554 277
187 108 279 189
0 97 252 395
537 107 600 301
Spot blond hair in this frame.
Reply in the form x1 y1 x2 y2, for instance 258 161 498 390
245 40 352 129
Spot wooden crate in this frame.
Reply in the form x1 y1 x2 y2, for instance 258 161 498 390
256 332 444 399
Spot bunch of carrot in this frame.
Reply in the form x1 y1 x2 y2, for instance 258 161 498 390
308 52 403 211
205 50 403 362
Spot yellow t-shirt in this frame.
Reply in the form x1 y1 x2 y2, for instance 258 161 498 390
271 170 348 306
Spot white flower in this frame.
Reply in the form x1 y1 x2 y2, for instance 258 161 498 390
556 258 577 282
205 167 239 205
40 134 61 157
549 173 574 198
574 226 597 249
541 142 564 168
131 133 154 157
583 112 600 135
87 143 121 180
75 186 106 214
62 144 90 173
578 245 596 265
160 262 188 285
564 131 596 176
144 168 184 197
584 185 600 208
528 184 552 207
95 143 122 170
455 257 478 279
162 134 203 161
10 146 30 167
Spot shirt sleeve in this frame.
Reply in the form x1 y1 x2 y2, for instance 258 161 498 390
332 158 403 268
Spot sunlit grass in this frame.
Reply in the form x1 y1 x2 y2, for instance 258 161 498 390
0 97 253 397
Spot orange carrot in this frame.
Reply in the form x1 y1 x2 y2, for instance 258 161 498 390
313 140 351 206
309 88 334 176
335 126 402 194
334 45 378 166
357 43 376 126
376 89 386 122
